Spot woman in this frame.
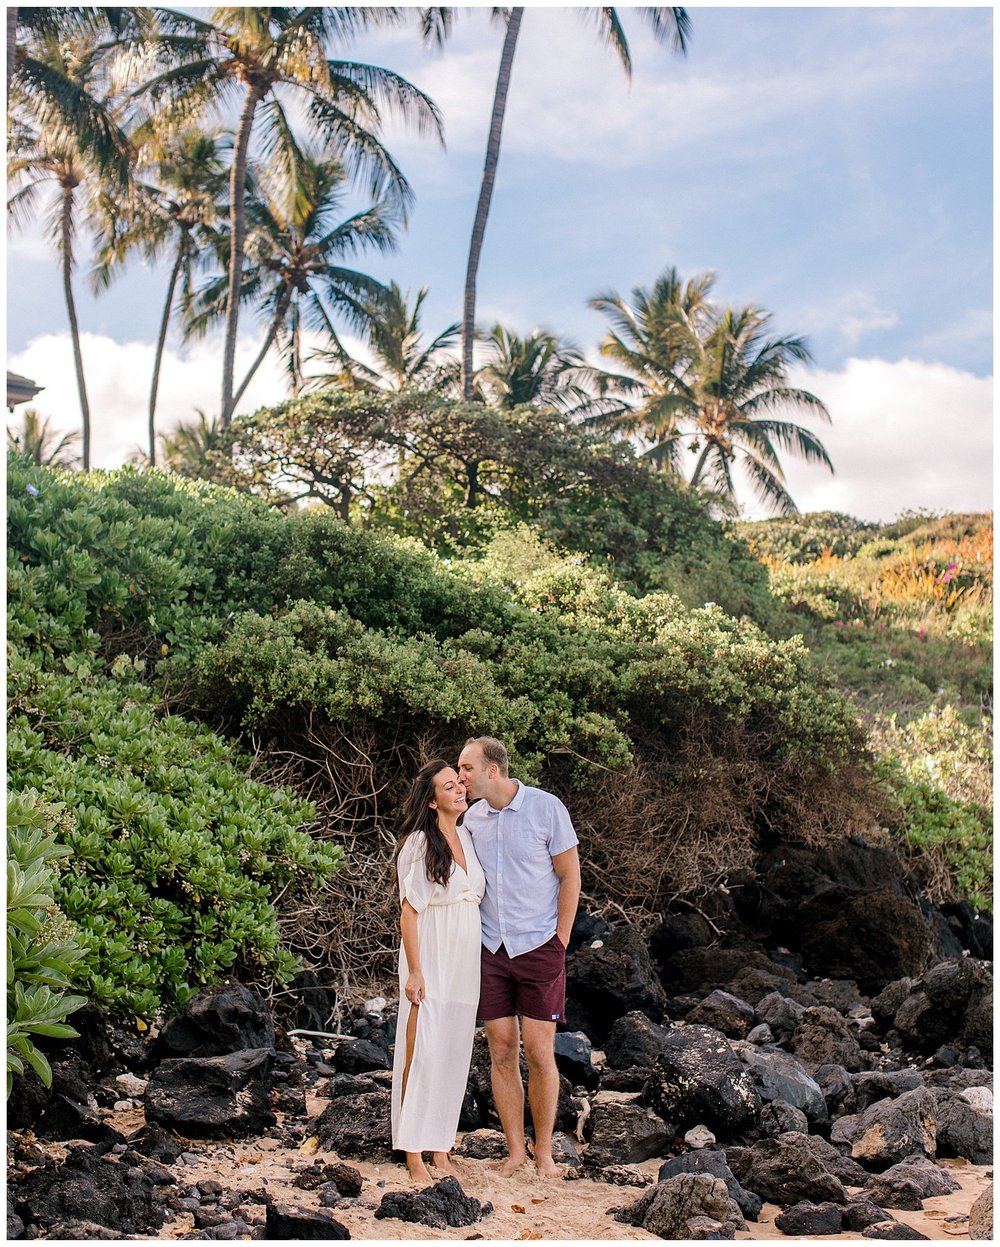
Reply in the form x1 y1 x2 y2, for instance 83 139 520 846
391 759 485 1183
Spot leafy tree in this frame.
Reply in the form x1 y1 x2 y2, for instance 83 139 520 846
7 27 134 470
437 6 691 399
93 126 230 466
6 408 81 469
129 6 443 426
207 393 394 519
592 267 833 514
187 135 396 404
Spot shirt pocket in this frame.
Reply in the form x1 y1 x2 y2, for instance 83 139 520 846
522 823 554 869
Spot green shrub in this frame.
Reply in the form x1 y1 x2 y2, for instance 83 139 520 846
731 511 881 563
7 647 343 1018
878 762 992 910
7 790 88 1094
200 391 775 621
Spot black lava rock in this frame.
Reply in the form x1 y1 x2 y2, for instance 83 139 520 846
375 1177 492 1229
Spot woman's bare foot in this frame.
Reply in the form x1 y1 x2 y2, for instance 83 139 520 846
499 1151 528 1177
405 1152 433 1185
429 1151 461 1178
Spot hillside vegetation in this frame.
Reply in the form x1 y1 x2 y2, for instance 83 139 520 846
734 510 992 908
7 459 991 1040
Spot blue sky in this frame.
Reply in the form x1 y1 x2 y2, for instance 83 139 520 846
6 5 993 519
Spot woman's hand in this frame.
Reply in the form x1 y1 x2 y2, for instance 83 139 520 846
404 970 426 1006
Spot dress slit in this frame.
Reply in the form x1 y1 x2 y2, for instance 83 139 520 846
399 998 421 1113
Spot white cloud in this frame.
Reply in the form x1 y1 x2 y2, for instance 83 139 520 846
375 7 989 175
740 357 993 522
797 291 901 350
6 329 371 468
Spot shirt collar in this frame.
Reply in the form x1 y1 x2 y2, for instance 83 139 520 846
480 779 525 816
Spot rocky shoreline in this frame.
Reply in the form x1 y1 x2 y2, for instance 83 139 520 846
7 840 994 1240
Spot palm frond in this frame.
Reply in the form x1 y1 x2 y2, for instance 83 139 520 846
640 7 691 53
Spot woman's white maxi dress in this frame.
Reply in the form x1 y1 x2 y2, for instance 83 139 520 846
391 827 485 1154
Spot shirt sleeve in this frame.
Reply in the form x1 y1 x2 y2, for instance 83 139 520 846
546 796 579 856
398 833 435 914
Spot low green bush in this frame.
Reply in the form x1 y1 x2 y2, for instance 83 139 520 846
878 761 992 910
7 790 87 1094
7 647 342 1018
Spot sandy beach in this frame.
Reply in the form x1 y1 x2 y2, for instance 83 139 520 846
86 1093 989 1243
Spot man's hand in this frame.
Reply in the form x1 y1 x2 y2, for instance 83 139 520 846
552 846 581 954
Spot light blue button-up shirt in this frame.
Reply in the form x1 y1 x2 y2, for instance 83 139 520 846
463 780 579 957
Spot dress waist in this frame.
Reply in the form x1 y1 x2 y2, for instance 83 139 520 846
427 892 481 907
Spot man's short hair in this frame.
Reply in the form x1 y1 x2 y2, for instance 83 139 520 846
465 736 509 776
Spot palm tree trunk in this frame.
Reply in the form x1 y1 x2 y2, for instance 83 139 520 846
221 83 265 427
7 7 17 85
149 241 186 468
689 441 713 488
60 185 91 471
461 7 523 400
232 288 292 411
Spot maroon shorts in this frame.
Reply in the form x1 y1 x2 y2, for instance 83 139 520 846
479 935 566 1024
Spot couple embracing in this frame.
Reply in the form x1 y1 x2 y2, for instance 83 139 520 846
390 736 581 1183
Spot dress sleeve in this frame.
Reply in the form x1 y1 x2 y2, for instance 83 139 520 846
546 795 579 856
397 833 435 914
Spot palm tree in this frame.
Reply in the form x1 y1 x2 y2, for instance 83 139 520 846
588 266 716 471
444 6 691 399
7 8 139 181
6 408 81 468
474 323 607 415
7 29 134 471
314 281 458 393
592 269 833 514
186 137 397 406
158 409 225 478
674 306 833 514
92 126 230 466
128 7 443 426
362 282 460 391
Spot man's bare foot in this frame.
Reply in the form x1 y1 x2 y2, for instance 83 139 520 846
534 1155 560 1177
499 1152 528 1177
430 1152 460 1178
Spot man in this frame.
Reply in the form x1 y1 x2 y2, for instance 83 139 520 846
457 736 581 1177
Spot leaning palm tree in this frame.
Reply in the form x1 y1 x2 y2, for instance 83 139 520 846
186 136 397 406
425 6 691 399
127 7 443 426
592 269 833 514
7 29 134 470
6 408 81 468
92 126 230 466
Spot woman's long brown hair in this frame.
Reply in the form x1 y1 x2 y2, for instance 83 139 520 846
394 758 458 888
